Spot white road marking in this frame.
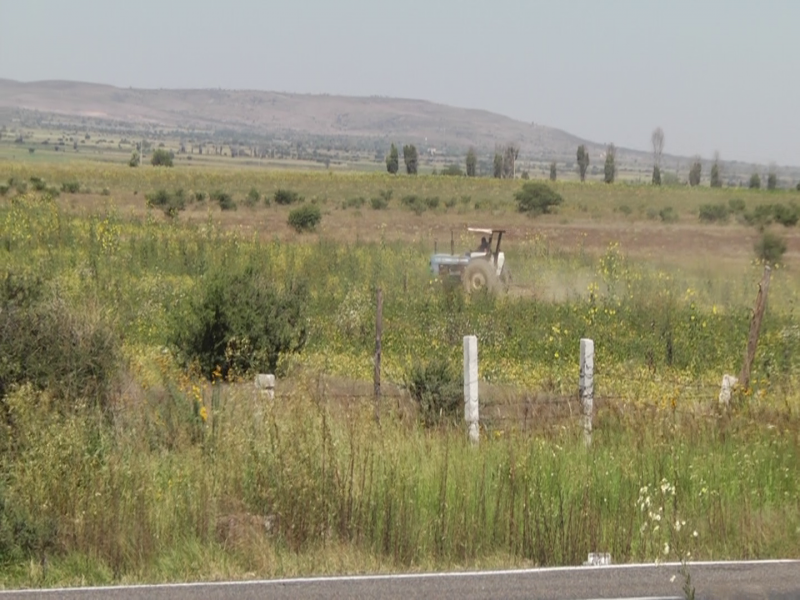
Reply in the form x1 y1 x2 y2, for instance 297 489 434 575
1 559 797 594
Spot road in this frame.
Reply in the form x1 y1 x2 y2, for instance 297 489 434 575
2 560 798 600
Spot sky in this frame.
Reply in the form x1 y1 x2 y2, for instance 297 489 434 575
1 0 798 166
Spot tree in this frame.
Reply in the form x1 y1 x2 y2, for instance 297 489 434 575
688 158 702 186
169 264 308 379
576 145 590 182
710 152 722 188
767 166 778 190
386 144 399 174
493 152 503 178
129 150 140 167
151 148 174 167
515 182 564 216
749 173 761 189
403 144 418 175
549 162 557 181
604 143 616 184
465 147 477 177
651 127 664 186
502 144 519 179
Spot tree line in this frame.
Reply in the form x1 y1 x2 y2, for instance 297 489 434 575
385 129 792 190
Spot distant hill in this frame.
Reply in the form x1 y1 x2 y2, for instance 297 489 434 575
0 78 602 160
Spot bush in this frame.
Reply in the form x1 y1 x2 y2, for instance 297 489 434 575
245 187 261 207
145 189 185 218
370 196 388 210
29 177 47 192
749 173 761 189
61 181 80 194
514 182 564 216
211 190 237 211
194 191 206 202
343 196 366 209
406 358 461 427
440 164 464 176
169 264 308 379
728 198 746 213
0 185 8 196
424 196 440 209
0 285 120 412
755 231 787 265
288 204 322 232
150 148 174 167
698 203 730 223
401 195 426 215
772 203 799 227
743 204 775 226
659 206 678 223
274 189 302 205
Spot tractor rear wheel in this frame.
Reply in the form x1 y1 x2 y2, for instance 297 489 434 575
463 260 498 294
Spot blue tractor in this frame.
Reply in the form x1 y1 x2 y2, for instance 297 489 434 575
430 227 508 293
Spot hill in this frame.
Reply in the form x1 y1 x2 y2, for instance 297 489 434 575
0 78 600 160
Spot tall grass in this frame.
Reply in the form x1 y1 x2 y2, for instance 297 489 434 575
2 384 798 587
1 180 800 586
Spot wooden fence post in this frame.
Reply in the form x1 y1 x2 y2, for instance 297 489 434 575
374 288 383 423
580 338 594 447
739 265 771 390
463 335 479 445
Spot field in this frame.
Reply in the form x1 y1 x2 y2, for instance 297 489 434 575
1 155 800 588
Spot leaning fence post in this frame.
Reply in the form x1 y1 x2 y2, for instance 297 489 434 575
579 338 594 447
463 335 479 445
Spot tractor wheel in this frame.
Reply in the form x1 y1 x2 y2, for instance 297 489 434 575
463 261 498 294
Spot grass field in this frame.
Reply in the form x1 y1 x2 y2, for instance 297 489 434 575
1 154 799 588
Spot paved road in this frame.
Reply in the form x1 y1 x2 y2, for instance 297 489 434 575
2 560 798 600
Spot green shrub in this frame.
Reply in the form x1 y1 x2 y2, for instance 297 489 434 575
61 181 80 194
145 189 185 218
514 182 564 216
401 195 426 215
0 185 8 196
659 206 678 223
150 148 174 167
169 264 308 379
343 196 366 209
405 358 461 427
743 204 775 226
772 203 799 227
370 196 389 210
194 191 206 202
245 187 261 207
728 198 746 213
444 197 457 209
211 190 237 211
274 189 302 205
755 231 787 265
617 204 632 216
288 205 322 232
0 292 120 412
749 173 761 189
698 203 730 223
425 196 440 209
29 177 47 191
440 164 464 177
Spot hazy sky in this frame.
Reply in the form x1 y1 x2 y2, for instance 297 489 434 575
1 0 798 165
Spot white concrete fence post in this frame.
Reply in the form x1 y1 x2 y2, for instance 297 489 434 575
463 335 479 445
579 338 594 447
255 374 275 400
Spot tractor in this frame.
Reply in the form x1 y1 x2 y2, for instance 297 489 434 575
429 227 509 293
